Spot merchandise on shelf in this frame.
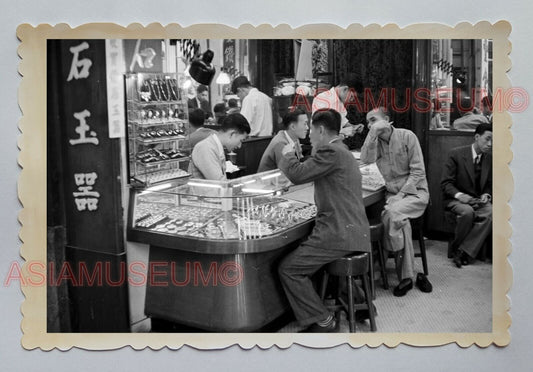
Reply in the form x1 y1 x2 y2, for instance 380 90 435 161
125 73 191 186
129 170 317 241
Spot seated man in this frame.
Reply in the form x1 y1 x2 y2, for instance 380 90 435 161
360 107 431 297
187 108 216 150
189 113 250 180
441 123 493 267
452 96 490 131
257 108 308 172
277 109 370 332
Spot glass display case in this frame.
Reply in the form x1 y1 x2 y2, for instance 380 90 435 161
125 73 191 186
128 170 317 243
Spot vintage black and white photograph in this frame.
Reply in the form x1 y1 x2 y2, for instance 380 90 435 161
17 23 511 349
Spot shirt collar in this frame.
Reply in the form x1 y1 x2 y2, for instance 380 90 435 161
471 144 481 160
211 133 224 156
283 130 295 146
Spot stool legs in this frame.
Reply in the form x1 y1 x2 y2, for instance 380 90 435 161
319 272 329 300
369 252 375 300
375 240 389 290
418 232 429 276
361 272 377 332
346 275 356 333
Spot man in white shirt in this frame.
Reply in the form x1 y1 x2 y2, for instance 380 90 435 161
312 78 365 139
189 113 250 180
231 76 273 136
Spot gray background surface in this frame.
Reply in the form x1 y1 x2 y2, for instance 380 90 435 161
1 1 531 370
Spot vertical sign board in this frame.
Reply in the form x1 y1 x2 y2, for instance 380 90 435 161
105 39 126 139
223 39 236 71
57 39 124 255
49 40 129 331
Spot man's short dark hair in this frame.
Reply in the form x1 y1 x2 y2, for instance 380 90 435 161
221 113 251 134
189 108 206 127
213 103 226 114
197 85 209 94
282 108 306 129
311 109 341 134
230 76 251 94
368 106 390 118
475 123 492 137
228 98 239 108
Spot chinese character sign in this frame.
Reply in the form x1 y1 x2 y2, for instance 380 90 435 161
48 39 124 255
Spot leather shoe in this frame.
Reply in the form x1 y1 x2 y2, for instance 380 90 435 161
415 273 433 293
393 278 413 297
452 251 462 268
304 319 338 333
461 253 471 266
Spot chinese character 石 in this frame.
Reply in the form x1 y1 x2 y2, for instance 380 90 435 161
69 109 99 146
73 172 100 211
67 42 93 82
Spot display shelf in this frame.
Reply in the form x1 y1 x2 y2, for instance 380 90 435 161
135 135 187 145
136 156 189 167
125 72 191 186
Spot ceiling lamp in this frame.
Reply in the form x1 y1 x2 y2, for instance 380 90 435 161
216 67 231 85
189 49 216 85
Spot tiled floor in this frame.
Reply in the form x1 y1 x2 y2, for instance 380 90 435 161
279 239 492 333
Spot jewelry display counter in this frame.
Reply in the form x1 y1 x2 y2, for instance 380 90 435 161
127 169 385 331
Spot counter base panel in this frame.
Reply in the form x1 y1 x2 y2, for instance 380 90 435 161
144 242 301 332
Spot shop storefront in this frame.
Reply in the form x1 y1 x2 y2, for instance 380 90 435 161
47 38 492 332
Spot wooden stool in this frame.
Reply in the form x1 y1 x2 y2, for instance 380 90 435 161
319 252 377 333
410 216 429 275
370 221 389 296
444 211 458 258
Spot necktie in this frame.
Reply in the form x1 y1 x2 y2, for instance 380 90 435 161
474 154 482 195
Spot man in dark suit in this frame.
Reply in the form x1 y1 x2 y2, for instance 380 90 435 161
277 109 371 332
188 84 213 118
441 123 493 267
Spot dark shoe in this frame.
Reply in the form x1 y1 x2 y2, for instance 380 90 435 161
415 273 433 293
304 319 338 333
393 278 413 297
452 251 462 268
355 304 378 322
461 252 472 266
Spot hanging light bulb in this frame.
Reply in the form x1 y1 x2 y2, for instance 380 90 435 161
183 78 192 90
216 67 231 85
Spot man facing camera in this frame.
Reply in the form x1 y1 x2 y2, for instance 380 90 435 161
188 84 213 118
277 109 370 332
360 107 431 297
441 123 493 267
257 108 308 172
189 113 250 180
